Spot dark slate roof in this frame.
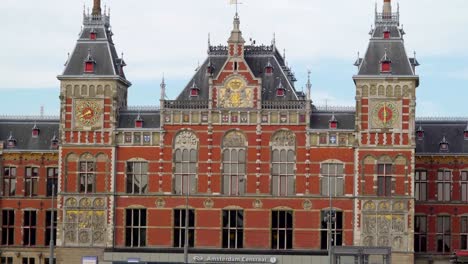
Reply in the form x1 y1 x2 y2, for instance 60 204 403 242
416 119 468 154
118 110 161 129
310 109 356 130
61 15 127 80
176 45 299 102
0 118 59 151
356 24 415 76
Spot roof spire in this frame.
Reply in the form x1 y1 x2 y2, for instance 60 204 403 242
383 0 392 15
92 0 102 16
306 70 312 101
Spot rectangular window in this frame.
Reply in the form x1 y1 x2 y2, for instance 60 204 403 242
25 167 39 197
45 210 57 246
126 162 148 194
3 167 17 196
222 210 243 249
461 216 468 250
23 210 36 246
1 257 13 264
437 170 451 201
44 259 56 264
271 149 295 196
377 164 392 197
47 168 58 197
222 149 246 196
173 209 195 248
415 170 427 201
320 210 343 250
125 209 146 247
436 215 451 253
22 258 35 264
79 161 95 193
1 209 14 245
271 210 293 249
174 149 197 195
321 163 344 196
414 216 427 252
461 171 468 202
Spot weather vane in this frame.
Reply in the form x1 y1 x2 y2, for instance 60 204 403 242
230 0 243 15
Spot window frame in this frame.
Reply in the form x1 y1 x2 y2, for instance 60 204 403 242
320 210 343 250
2 166 17 196
173 208 195 248
1 209 15 245
461 171 468 202
1 257 13 264
45 210 57 246
174 149 197 195
437 169 452 202
23 210 37 246
271 149 296 196
271 210 293 250
415 170 428 201
461 216 468 250
222 147 246 196
377 164 393 197
79 161 96 194
126 161 149 194
320 163 344 197
436 215 451 253
46 167 58 197
125 208 147 247
414 215 427 252
222 209 244 249
24 167 39 197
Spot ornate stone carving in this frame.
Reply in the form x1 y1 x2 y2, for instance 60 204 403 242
175 131 198 149
204 198 214 209
271 130 295 147
393 236 403 250
378 236 390 247
363 236 374 247
378 215 391 234
302 199 312 210
223 131 246 147
392 201 405 211
363 201 376 211
252 199 263 209
156 198 166 208
363 215 376 234
378 201 390 211
392 215 405 233
79 198 92 208
65 198 77 207
93 198 105 208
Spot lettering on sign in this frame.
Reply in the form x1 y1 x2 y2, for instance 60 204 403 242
193 256 277 263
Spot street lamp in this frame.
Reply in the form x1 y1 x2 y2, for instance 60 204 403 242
326 175 336 264
183 179 190 264
49 183 55 264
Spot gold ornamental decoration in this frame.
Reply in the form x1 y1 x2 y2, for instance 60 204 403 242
218 78 253 108
74 99 103 129
370 100 401 129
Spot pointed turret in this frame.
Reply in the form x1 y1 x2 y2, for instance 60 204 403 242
227 14 245 58
383 0 392 17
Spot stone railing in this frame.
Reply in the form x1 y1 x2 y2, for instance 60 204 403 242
164 100 209 109
261 100 307 110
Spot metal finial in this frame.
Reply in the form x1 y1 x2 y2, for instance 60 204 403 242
272 33 276 46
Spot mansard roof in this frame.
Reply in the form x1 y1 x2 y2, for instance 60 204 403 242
176 45 299 102
118 108 161 129
309 107 356 130
0 117 59 151
59 11 128 82
416 118 468 155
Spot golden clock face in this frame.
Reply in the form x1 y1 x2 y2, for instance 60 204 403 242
371 101 400 128
218 78 254 108
74 100 103 128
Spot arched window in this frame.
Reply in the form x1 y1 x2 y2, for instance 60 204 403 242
174 131 198 195
222 131 247 196
79 154 95 193
271 130 296 196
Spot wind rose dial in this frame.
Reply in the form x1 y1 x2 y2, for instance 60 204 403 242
74 100 103 128
371 101 400 128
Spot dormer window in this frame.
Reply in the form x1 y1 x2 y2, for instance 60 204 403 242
276 81 285 97
380 49 392 73
90 29 97 40
439 136 449 152
50 133 59 149
84 49 96 73
329 114 338 129
416 125 424 140
206 60 214 76
135 114 144 128
7 132 16 149
190 82 200 97
32 124 40 138
383 27 390 39
265 60 274 75
464 123 468 140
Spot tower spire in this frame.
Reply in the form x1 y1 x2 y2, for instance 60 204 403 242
383 0 392 15
92 0 102 16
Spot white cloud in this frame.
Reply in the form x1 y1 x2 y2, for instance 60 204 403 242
0 0 467 89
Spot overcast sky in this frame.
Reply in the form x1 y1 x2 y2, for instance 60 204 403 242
0 0 467 116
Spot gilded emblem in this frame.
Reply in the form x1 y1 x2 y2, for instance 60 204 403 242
218 78 253 108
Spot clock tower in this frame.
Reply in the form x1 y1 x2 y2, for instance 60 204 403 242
353 0 420 263
55 0 130 261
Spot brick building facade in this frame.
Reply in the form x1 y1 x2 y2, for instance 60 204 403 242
0 0 467 264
